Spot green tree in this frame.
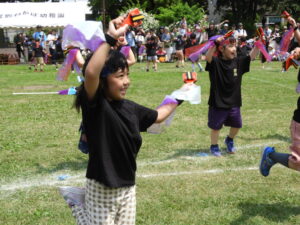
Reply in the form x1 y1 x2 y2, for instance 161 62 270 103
88 0 208 22
216 0 300 26
215 0 300 36
156 2 205 27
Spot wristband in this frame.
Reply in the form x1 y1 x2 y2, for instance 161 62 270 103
105 34 117 46
294 27 298 32
175 99 184 106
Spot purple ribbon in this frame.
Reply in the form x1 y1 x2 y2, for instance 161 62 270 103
56 48 78 81
188 35 222 62
63 25 105 52
157 95 178 108
120 46 131 58
138 45 145 55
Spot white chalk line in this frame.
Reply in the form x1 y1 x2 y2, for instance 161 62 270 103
13 92 58 95
0 141 286 193
0 167 258 192
247 76 295 90
139 140 284 166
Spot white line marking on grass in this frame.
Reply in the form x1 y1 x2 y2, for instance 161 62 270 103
138 167 257 178
13 92 58 95
0 174 84 191
0 142 286 193
235 141 284 150
247 76 294 90
0 167 258 192
139 141 285 166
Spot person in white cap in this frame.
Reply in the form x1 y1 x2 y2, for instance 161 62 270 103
236 22 247 39
219 23 229 35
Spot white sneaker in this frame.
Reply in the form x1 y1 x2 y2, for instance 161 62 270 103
59 186 85 207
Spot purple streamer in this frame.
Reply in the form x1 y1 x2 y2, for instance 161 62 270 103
138 45 145 55
280 28 294 53
58 89 68 95
157 96 178 108
120 46 131 58
73 61 81 74
56 48 78 81
62 25 105 52
189 41 215 62
254 40 271 62
209 35 222 41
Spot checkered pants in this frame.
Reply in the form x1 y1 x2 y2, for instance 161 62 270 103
72 179 136 225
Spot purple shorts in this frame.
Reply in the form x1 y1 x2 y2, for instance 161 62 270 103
208 106 242 130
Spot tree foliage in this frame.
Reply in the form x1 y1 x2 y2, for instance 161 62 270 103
156 2 205 27
215 0 300 36
216 0 300 25
88 0 207 22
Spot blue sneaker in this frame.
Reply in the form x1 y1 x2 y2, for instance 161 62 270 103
225 136 236 154
259 146 276 177
210 145 222 157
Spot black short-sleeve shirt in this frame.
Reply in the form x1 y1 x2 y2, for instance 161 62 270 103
80 89 158 188
205 56 251 108
293 69 300 123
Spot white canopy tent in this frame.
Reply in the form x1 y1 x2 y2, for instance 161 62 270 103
0 2 90 28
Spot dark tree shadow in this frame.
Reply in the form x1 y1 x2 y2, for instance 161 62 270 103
163 147 234 160
239 133 290 143
230 202 300 225
34 155 88 174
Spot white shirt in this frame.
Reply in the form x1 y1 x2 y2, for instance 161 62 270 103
236 29 247 38
47 33 58 49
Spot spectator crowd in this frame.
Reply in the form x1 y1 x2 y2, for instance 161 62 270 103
13 17 300 72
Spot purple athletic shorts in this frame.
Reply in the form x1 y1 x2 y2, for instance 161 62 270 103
208 106 242 130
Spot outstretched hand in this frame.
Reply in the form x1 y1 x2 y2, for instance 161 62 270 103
107 16 129 39
215 36 224 45
291 47 300 59
287 16 297 28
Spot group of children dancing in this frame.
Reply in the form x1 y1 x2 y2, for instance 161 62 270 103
57 12 300 225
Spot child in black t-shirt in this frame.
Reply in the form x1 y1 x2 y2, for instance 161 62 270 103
260 16 300 176
237 37 252 57
145 35 158 71
205 36 259 156
33 38 46 72
60 16 183 225
174 34 187 68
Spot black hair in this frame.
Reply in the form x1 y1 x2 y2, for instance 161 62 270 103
240 36 246 42
74 49 129 112
150 36 156 41
190 33 196 39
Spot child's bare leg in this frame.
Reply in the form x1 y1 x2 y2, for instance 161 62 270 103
228 127 239 139
153 60 157 71
211 129 220 145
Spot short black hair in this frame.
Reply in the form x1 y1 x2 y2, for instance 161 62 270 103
75 50 129 112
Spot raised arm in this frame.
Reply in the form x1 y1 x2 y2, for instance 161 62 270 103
127 48 136 66
249 43 260 60
206 37 224 63
216 20 229 30
287 17 300 45
75 50 85 68
84 17 128 100
155 103 178 123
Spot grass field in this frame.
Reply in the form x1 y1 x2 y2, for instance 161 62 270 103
0 61 300 225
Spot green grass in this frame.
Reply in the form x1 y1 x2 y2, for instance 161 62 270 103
1 61 300 225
